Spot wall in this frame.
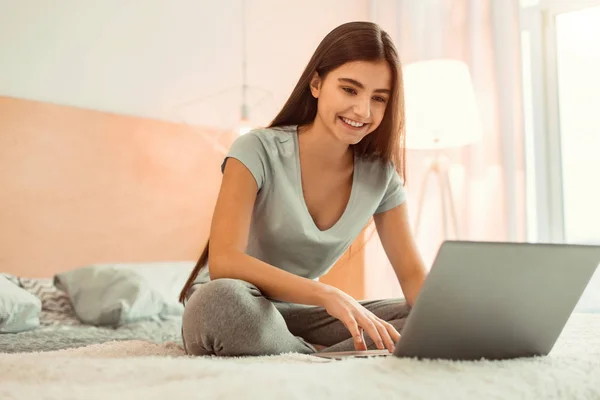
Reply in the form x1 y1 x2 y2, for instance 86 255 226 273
0 0 371 129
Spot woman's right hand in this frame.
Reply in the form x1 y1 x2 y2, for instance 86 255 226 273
320 286 400 353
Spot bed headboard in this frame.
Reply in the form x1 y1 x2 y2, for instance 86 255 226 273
0 96 368 297
0 96 234 278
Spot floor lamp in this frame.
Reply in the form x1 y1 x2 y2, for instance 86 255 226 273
403 59 483 240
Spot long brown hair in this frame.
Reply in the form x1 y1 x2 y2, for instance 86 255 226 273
179 21 406 303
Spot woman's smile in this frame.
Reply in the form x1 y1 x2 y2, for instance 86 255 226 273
338 116 368 131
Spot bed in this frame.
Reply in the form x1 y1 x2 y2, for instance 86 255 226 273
1 96 599 400
0 318 183 354
0 313 599 399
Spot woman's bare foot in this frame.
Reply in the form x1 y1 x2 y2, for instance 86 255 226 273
310 343 327 351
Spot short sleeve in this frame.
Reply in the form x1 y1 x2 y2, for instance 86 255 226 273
374 165 406 214
220 132 267 190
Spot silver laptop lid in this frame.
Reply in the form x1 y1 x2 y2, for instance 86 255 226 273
394 241 600 360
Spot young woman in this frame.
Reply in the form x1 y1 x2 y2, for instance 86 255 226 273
179 21 428 357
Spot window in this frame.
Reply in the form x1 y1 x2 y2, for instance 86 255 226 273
555 6 600 244
520 1 600 245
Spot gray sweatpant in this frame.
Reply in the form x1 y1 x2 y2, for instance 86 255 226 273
181 278 411 357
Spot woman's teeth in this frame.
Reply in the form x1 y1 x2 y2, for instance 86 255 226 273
341 117 365 128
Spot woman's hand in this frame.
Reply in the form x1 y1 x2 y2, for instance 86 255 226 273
320 286 400 352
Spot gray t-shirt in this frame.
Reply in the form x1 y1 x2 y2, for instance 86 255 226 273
194 125 406 284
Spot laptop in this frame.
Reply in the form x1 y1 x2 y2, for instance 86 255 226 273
314 240 600 361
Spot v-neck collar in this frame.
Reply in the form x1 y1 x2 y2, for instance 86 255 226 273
292 126 358 235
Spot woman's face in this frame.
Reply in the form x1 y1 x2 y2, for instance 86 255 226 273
310 60 392 145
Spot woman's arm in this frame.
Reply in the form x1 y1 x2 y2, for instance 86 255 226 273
208 158 332 305
373 203 428 306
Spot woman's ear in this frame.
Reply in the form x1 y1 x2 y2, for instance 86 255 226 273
309 72 322 98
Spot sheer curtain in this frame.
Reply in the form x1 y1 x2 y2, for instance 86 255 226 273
364 0 527 299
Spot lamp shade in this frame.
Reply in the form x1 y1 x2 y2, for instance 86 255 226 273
403 59 483 150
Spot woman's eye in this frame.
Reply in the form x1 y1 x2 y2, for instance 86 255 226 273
373 96 387 103
342 87 357 95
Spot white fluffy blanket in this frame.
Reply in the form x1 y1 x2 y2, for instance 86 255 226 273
1 313 599 400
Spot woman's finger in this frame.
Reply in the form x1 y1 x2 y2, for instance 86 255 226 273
344 317 367 351
381 319 401 343
358 317 384 350
373 318 395 353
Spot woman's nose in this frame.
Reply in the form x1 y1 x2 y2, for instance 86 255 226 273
353 98 371 120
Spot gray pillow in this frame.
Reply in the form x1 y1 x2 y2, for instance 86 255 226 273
54 261 195 326
0 275 42 333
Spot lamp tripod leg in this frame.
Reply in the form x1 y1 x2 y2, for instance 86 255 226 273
414 167 435 238
435 166 450 239
442 168 460 239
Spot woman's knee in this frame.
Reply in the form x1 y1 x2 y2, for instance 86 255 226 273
185 279 258 314
366 298 412 323
395 298 412 320
388 300 411 333
181 278 262 356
